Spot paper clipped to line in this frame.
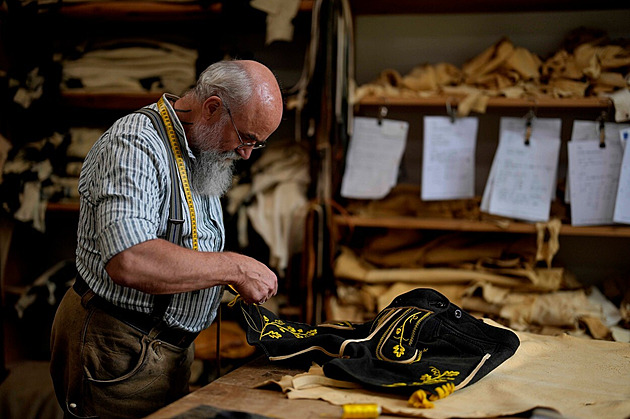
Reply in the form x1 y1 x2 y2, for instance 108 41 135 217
421 116 478 201
341 116 409 199
482 117 561 222
568 139 623 226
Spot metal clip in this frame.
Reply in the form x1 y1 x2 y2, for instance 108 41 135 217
446 98 457 123
596 111 607 149
524 108 536 146
377 105 388 125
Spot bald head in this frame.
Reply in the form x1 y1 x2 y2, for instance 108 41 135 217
239 60 284 133
189 59 283 140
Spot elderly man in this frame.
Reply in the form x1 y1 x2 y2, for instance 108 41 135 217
50 59 283 418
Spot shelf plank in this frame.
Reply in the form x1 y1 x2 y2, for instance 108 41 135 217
58 1 222 21
47 201 80 212
350 0 629 15
357 95 613 110
333 215 630 237
61 91 163 110
58 0 313 20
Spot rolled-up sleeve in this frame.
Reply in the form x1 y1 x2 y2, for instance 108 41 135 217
81 114 169 265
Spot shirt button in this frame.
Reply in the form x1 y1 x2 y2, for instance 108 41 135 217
69 403 77 409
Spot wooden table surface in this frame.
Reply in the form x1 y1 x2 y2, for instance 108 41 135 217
145 356 399 418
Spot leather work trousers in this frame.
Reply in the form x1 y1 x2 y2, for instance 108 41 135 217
49 288 194 418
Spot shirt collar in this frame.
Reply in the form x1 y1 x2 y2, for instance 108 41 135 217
161 93 196 160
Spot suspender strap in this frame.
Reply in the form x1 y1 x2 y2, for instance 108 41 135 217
135 107 185 245
135 107 182 321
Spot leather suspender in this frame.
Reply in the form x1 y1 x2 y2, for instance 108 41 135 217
134 107 182 320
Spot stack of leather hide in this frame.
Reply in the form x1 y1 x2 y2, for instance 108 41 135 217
331 187 625 340
353 28 630 116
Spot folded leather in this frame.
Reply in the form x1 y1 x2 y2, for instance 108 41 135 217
237 288 519 397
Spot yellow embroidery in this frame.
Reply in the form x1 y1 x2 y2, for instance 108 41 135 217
384 366 460 388
380 309 431 361
259 315 318 340
240 306 318 340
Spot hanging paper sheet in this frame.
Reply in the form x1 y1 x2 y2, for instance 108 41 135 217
482 117 561 222
421 116 478 201
341 116 408 199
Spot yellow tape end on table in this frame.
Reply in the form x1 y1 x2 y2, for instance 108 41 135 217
341 403 381 418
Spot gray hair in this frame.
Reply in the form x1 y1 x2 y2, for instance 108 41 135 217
192 60 254 111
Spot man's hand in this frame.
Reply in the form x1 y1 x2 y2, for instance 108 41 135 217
106 240 278 302
230 254 278 304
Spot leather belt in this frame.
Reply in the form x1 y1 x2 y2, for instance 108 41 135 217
73 276 198 348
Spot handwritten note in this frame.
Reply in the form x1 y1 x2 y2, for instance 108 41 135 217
613 143 630 224
482 117 561 222
340 116 409 199
489 132 560 222
566 121 630 203
568 140 623 226
421 116 478 201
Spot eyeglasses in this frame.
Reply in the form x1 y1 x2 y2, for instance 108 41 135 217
224 103 266 150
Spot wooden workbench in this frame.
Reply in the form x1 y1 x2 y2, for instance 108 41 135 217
145 356 398 418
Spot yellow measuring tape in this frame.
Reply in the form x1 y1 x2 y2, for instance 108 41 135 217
157 96 199 251
156 96 239 296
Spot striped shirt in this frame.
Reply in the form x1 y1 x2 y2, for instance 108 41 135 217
76 93 225 332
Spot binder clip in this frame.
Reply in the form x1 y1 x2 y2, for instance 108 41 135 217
446 98 457 124
596 111 607 149
377 105 388 125
523 108 536 146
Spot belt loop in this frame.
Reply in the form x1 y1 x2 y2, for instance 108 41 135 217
148 325 163 341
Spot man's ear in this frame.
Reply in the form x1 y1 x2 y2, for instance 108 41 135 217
202 96 222 120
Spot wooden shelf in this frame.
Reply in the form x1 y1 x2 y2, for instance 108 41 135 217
61 91 163 110
349 0 629 15
61 90 613 112
57 0 314 21
47 201 80 212
58 1 222 21
357 95 614 110
333 215 630 237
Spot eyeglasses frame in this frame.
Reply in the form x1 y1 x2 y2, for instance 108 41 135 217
223 101 266 150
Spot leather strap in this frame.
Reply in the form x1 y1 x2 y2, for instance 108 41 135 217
135 106 184 321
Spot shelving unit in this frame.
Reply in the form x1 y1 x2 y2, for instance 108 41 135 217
1 0 317 368
342 95 630 239
320 1 630 323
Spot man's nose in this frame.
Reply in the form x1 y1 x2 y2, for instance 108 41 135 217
236 146 253 160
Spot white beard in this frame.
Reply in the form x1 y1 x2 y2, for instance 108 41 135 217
188 119 241 197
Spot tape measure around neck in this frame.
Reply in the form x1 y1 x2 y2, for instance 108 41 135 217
157 96 198 251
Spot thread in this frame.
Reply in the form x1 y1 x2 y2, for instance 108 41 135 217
341 403 381 418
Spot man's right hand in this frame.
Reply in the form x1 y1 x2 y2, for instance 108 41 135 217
228 253 278 305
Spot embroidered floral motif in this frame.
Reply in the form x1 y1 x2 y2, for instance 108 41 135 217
418 367 460 386
383 310 431 361
384 366 460 388
259 315 318 339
